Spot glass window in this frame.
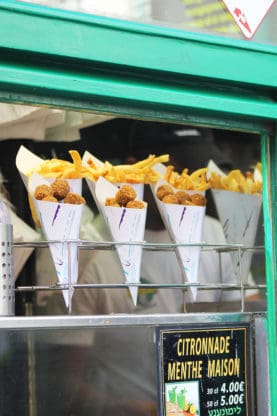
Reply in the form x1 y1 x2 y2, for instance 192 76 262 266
15 0 277 45
0 104 265 316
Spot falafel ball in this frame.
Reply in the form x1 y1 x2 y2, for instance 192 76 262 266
42 195 58 203
105 197 120 207
115 185 137 206
34 184 53 200
64 192 86 205
50 179 70 200
126 200 145 209
175 191 192 205
156 185 173 201
190 193 207 206
162 194 179 204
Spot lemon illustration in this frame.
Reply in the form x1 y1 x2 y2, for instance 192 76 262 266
189 404 196 414
184 401 189 411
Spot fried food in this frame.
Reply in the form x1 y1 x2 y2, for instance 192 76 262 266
68 150 83 179
34 179 85 205
27 149 87 179
209 163 262 194
126 200 145 209
162 194 179 204
156 185 174 200
156 181 207 206
105 185 146 209
190 193 207 206
84 153 169 184
50 179 70 200
27 149 169 184
115 185 137 206
164 165 210 191
64 192 86 205
175 191 192 205
190 168 209 189
28 150 169 185
34 184 53 200
31 179 85 228
159 188 207 206
105 197 120 207
42 195 58 203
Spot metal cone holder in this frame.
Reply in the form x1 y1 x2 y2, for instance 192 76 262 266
0 223 14 316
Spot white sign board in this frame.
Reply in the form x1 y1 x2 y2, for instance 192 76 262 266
222 0 275 38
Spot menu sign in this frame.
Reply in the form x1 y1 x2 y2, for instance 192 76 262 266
157 324 252 416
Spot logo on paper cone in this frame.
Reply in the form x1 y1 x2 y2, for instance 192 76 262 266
159 201 205 301
212 189 262 284
36 200 83 307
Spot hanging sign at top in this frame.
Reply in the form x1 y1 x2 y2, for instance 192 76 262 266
221 0 275 38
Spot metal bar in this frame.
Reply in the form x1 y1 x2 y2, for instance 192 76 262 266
13 239 257 250
0 1 276 88
0 2 275 132
0 312 260 329
16 283 266 291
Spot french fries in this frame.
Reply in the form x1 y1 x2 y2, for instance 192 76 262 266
84 153 170 184
164 165 210 191
26 152 83 179
209 163 262 194
27 151 170 184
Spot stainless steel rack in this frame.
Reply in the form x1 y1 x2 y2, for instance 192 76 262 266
13 239 266 314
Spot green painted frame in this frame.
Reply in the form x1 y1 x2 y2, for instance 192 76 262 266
0 0 276 413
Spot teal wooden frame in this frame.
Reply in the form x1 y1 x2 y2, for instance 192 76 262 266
0 1 276 413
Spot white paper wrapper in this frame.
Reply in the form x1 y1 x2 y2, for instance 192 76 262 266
82 150 103 171
95 176 147 305
212 189 262 284
152 162 167 177
16 144 82 228
16 145 44 188
208 160 262 284
206 159 226 178
151 179 205 300
29 173 84 308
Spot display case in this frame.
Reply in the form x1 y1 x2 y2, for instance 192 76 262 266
0 1 276 415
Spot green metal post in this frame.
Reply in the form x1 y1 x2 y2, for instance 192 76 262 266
261 131 277 415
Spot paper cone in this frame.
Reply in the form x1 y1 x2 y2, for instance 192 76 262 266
95 176 147 305
16 145 45 188
29 173 83 308
206 159 226 178
16 145 82 226
82 151 109 210
212 189 262 284
152 162 167 177
152 180 205 300
16 145 82 194
207 159 262 284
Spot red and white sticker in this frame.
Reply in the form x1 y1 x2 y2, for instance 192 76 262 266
222 0 275 38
